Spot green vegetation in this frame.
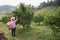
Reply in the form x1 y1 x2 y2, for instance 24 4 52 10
0 22 57 40
37 0 60 9
1 16 11 23
33 14 44 25
0 2 60 40
13 3 34 29
0 6 60 40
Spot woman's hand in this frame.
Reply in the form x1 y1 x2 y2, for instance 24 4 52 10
16 16 18 20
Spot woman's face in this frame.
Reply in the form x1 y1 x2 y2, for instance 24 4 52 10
11 18 15 21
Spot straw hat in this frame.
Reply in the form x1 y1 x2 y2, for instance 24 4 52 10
11 17 15 20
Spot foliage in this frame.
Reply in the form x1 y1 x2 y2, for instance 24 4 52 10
0 22 57 40
13 3 34 29
37 0 60 9
44 11 60 32
54 0 60 6
33 14 44 25
1 16 10 23
44 13 56 25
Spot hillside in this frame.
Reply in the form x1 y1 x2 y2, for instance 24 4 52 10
0 5 16 14
34 6 58 16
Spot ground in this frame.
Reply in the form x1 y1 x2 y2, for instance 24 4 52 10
0 22 55 40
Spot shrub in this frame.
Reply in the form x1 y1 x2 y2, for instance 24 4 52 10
1 16 10 23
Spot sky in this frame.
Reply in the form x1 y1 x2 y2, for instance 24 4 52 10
0 0 47 7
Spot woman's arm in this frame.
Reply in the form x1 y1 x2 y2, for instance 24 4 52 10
15 16 18 23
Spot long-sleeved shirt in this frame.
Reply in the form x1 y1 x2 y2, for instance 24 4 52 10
7 20 17 28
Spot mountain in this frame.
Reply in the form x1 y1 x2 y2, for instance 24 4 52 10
0 5 16 14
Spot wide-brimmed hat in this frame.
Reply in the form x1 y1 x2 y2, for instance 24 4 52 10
11 17 15 20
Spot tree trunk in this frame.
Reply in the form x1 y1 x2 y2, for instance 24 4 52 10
38 23 40 26
23 25 25 30
26 25 31 28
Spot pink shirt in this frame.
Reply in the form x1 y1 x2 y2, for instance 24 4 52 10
7 20 17 28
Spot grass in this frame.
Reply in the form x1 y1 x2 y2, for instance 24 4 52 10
0 22 56 40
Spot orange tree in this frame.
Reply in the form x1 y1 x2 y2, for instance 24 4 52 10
33 14 44 25
12 3 34 29
44 12 60 32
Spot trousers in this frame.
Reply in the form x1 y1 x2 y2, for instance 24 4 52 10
11 28 16 36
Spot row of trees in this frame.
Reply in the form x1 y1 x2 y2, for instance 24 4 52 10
1 2 60 31
37 0 60 9
1 3 44 29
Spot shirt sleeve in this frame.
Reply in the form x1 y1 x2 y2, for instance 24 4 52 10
14 19 17 23
7 22 9 25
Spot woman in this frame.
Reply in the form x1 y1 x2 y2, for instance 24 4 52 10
7 16 18 36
